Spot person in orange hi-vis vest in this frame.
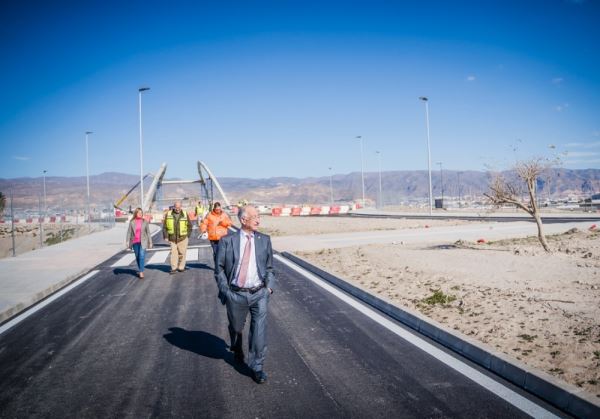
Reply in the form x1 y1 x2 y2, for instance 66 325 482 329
200 202 233 264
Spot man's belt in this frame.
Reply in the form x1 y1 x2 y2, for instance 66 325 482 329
230 284 265 294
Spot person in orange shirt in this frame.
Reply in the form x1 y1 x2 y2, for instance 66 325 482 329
200 202 233 264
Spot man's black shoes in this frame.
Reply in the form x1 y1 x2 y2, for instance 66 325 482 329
169 270 177 275
252 370 267 384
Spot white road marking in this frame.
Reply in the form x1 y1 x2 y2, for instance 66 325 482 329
148 250 170 265
111 253 136 267
0 270 99 336
275 255 559 419
186 248 198 261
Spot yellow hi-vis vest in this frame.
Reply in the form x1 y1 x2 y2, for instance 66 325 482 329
165 210 188 236
195 205 205 217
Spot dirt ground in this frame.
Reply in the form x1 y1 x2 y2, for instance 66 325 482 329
262 216 600 398
0 224 107 258
258 215 471 236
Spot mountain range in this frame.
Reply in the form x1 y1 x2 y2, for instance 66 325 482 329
1 169 599 211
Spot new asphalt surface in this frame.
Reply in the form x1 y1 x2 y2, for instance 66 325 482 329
0 233 564 418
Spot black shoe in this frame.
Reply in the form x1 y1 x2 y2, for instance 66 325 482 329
234 349 244 363
170 270 177 275
252 370 267 384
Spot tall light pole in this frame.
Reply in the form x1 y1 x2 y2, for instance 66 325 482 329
376 150 383 209
138 87 150 210
356 136 365 207
42 169 47 216
437 162 444 208
457 171 462 208
328 167 334 205
85 131 92 224
419 97 433 215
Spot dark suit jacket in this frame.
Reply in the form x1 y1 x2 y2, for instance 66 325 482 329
215 230 275 303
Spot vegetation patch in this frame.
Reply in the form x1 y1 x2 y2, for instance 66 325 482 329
421 289 456 306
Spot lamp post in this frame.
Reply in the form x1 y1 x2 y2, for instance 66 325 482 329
138 87 150 210
42 169 47 216
437 162 444 208
419 97 433 215
85 131 92 225
457 171 462 208
356 136 365 207
328 167 334 205
376 151 383 209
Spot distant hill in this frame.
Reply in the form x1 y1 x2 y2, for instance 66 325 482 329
1 169 599 211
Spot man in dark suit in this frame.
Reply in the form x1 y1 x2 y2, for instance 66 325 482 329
215 205 275 384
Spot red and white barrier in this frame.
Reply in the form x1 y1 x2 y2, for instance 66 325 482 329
269 204 355 216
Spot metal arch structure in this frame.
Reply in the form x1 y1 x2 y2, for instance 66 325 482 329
197 161 232 209
143 163 167 212
114 161 232 215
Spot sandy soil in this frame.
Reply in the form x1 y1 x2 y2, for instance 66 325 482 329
262 217 600 398
0 224 108 258
258 215 471 236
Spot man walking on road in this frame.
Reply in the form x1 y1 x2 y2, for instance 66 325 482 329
163 201 192 274
200 202 232 264
215 205 275 384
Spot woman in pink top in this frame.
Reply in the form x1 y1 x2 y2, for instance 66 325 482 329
126 208 153 278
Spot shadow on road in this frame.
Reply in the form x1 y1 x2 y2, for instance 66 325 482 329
186 262 213 270
112 267 138 277
163 327 253 378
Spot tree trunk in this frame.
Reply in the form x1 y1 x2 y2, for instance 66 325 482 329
532 212 550 252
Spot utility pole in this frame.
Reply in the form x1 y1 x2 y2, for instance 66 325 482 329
437 162 444 208
419 97 433 215
10 190 16 257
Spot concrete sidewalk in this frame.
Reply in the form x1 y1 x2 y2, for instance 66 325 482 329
0 224 159 323
272 220 595 252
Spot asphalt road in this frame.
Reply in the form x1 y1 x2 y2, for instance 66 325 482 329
0 233 563 418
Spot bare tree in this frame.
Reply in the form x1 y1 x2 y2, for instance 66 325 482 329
485 158 553 252
0 191 5 215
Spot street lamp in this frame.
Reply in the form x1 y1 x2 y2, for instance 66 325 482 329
328 167 334 205
85 131 93 224
376 151 383 209
437 162 444 208
419 97 433 216
457 171 462 208
356 136 365 207
138 86 150 210
42 170 47 216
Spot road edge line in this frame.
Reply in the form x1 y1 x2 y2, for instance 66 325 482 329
279 251 599 418
0 270 99 336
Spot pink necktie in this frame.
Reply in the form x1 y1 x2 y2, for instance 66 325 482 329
237 235 252 288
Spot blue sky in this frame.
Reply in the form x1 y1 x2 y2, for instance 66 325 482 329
1 0 599 180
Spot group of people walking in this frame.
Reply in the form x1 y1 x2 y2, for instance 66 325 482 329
125 201 275 384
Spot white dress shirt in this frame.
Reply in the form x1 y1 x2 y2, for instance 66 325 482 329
233 230 261 288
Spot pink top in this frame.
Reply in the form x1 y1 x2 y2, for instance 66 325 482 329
133 219 143 244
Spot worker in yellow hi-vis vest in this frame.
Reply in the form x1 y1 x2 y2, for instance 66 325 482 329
162 201 192 274
195 200 207 239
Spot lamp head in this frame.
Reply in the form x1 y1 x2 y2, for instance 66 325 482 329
419 96 428 101
139 87 150 92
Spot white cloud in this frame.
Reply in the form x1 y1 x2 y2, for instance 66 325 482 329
555 103 570 112
466 75 476 81
12 156 30 161
564 141 600 148
552 77 563 85
593 130 600 137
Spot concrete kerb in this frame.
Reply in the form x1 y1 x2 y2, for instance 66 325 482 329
0 266 94 324
280 251 600 418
